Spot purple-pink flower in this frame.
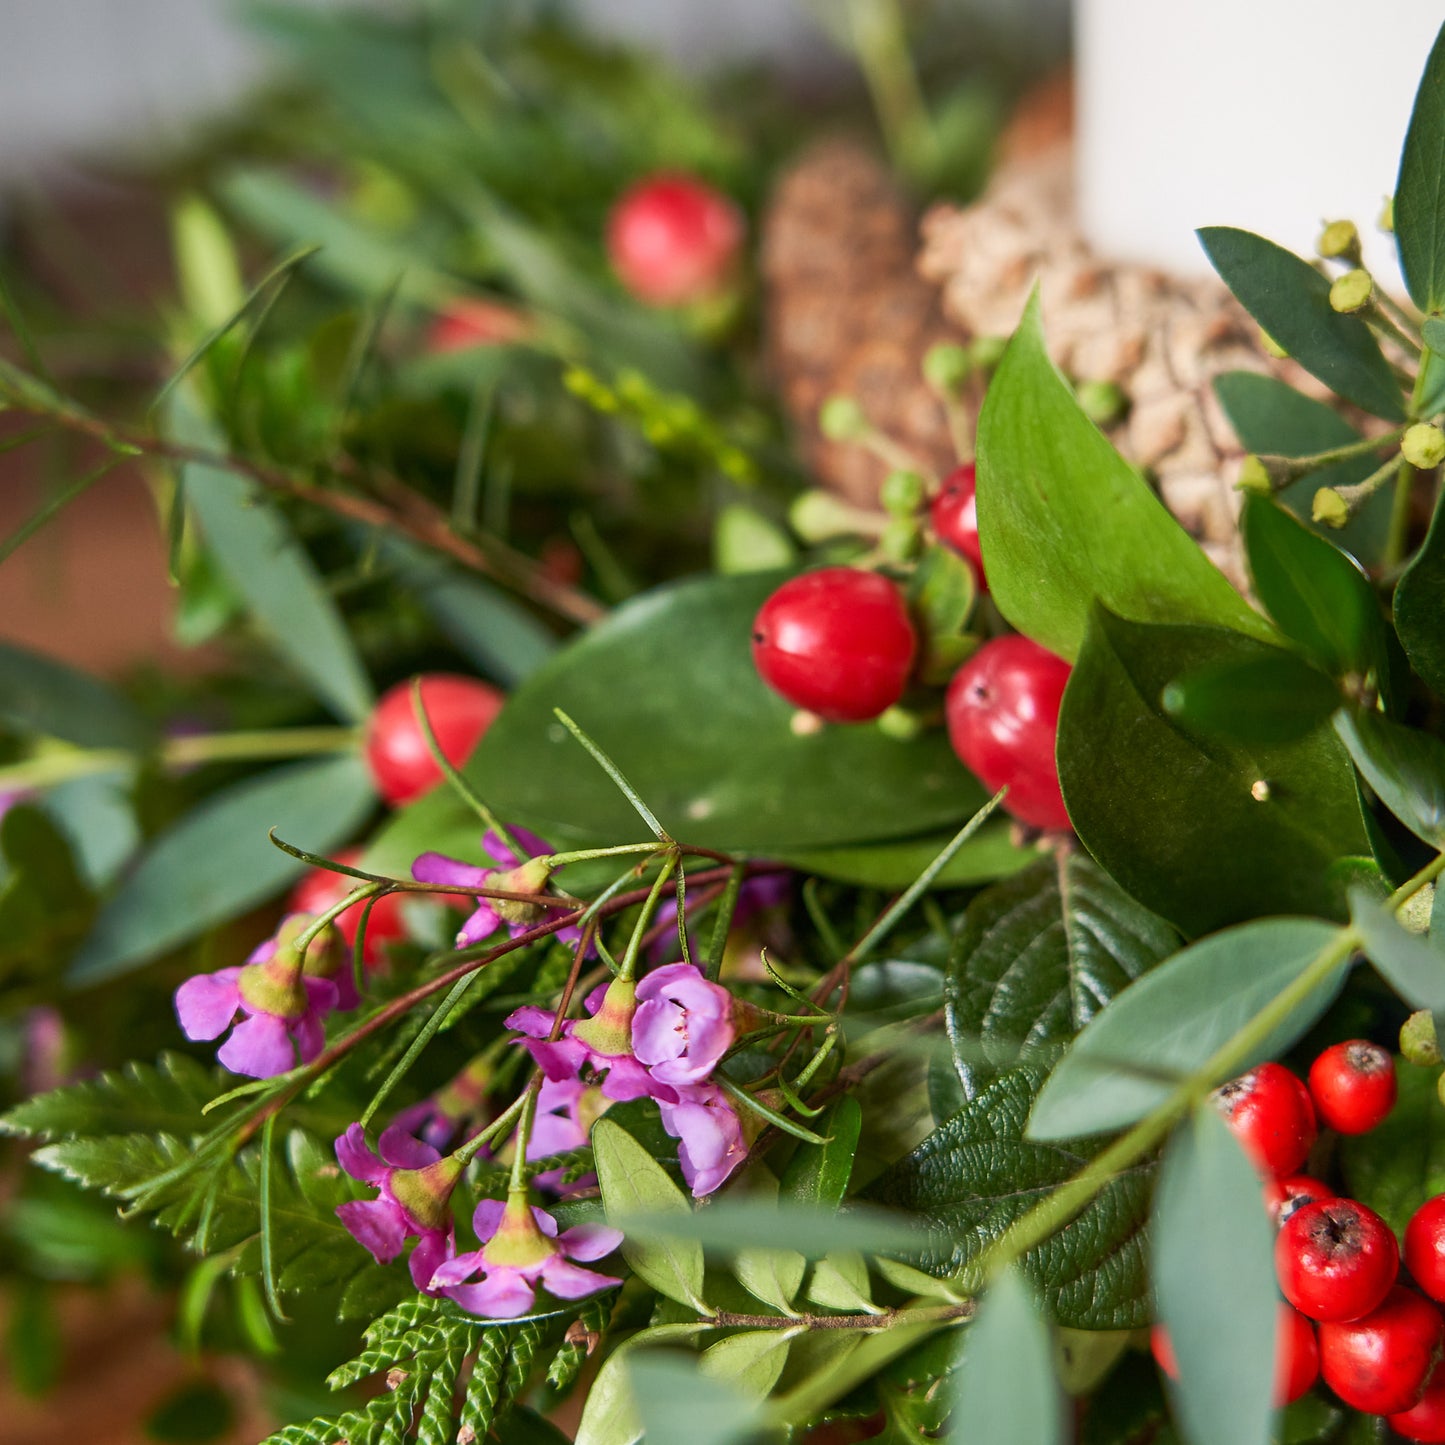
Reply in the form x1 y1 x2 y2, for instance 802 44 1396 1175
389 1054 495 1152
413 826 578 949
430 1194 622 1319
658 1082 747 1197
633 963 735 1087
528 1075 607 1194
334 1124 461 1291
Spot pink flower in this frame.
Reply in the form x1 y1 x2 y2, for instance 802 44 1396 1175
528 1075 608 1195
389 1054 495 1153
174 919 341 1078
633 963 735 1087
334 1124 461 1291
647 872 791 962
430 1194 622 1319
658 1082 747 1197
413 827 579 949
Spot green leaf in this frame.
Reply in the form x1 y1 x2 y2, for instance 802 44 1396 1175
629 1351 760 1445
0 1053 217 1140
713 504 795 575
1058 607 1371 935
1395 20 1445 314
166 392 374 723
1241 495 1385 677
0 642 152 750
1340 1061 1445 1234
472 572 988 852
697 1329 793 1400
1334 708 1445 846
617 1199 927 1261
1197 228 1405 421
770 825 1029 890
950 1265 1064 1445
731 1174 805 1314
944 853 1178 1101
1351 890 1445 1017
780 1097 862 1207
573 1324 710 1445
869 1066 1152 1329
1395 485 1445 700
1078 1352 1171 1445
1152 1106 1277 1445
1160 650 1342 745
974 292 1274 661
69 754 376 985
593 1118 707 1312
1027 918 1346 1140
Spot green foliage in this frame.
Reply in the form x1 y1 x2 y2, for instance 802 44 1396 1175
1161 650 1341 745
629 1351 761 1445
573 1323 711 1445
1395 20 1445 315
1351 890 1445 1021
1395 486 1445 700
0 641 153 750
1335 707 1445 847
1340 1061 1445 1234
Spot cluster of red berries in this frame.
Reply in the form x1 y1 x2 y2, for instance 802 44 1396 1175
1154 1045 1445 1436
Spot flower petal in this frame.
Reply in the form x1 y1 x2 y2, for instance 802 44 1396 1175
412 853 490 889
539 1257 621 1301
471 1197 507 1243
336 1199 409 1263
503 1005 555 1039
429 1250 485 1289
174 972 242 1041
443 1271 537 1319
408 1229 455 1292
217 1013 295 1078
521 1037 588 1083
456 903 502 948
559 1223 624 1263
601 1055 672 1104
289 1010 326 1065
377 1126 442 1171
483 826 551 867
335 1123 388 1184
527 1111 586 1160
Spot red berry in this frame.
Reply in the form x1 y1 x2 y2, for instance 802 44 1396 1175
1211 1062 1317 1179
289 849 408 969
365 674 504 806
1277 1198 1399 1322
426 299 531 352
1264 1174 1336 1228
1392 1360 1445 1442
1151 1305 1318 1406
1319 1286 1444 1415
1406 1197 1445 1303
944 636 1071 831
930 463 984 583
751 569 917 723
1308 1039 1397 1135
606 173 744 307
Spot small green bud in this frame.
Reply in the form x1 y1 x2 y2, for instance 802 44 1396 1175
1402 1009 1442 1066
968 336 1009 372
880 468 927 516
1237 455 1274 495
1076 379 1129 427
789 489 876 542
1403 423 1445 470
1379 196 1396 233
1317 219 1362 264
819 395 868 443
876 705 924 741
880 516 922 563
1312 487 1350 529
922 342 972 395
1259 329 1289 360
1329 268 1373 314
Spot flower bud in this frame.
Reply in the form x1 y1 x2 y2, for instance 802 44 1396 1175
1403 1010 1443 1067
819 395 868 443
1329 268 1373 314
236 939 310 1020
922 342 972 395
788 490 877 542
489 857 555 928
1236 455 1274 495
880 469 927 517
880 516 922 563
388 1153 465 1233
1312 487 1350 529
1379 196 1395 234
571 978 637 1058
1403 423 1445 470
967 336 1009 372
1077 379 1129 427
273 912 342 981
1317 220 1362 264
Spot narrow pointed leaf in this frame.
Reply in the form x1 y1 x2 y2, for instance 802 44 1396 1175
1335 708 1445 846
1395 486 1445 701
1396 20 1445 314
1351 890 1445 1016
0 643 152 750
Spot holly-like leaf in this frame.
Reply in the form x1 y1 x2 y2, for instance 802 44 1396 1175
1339 1062 1445 1235
0 642 153 750
1027 918 1346 1141
974 292 1273 662
944 853 1178 1102
1197 228 1404 421
1396 20 1445 315
1395 487 1445 701
1057 607 1371 936
868 1066 1152 1329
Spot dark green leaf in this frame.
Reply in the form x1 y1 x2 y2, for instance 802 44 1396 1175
1334 707 1445 846
1339 1061 1445 1234
1161 650 1341 745
1028 918 1345 1140
974 292 1273 661
1078 1351 1171 1445
69 755 376 985
1395 484 1445 700
472 572 988 852
0 642 152 749
770 825 1029 889
1058 608 1370 935
1351 890 1445 1017
944 853 1178 1101
1197 228 1404 420
0 1054 218 1141
5 1278 59 1397
869 1066 1152 1329
144 1380 236 1443
780 1098 862 1207
1152 1106 1276 1445
1395 20 1445 314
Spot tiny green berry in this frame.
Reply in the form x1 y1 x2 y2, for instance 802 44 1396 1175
1403 1010 1444 1067
1237 455 1274 495
1403 423 1445 470
880 515 922 562
880 469 927 516
788 489 869 542
819 395 868 442
1077 379 1129 426
922 342 972 394
1313 487 1350 528
877 705 924 741
1329 268 1373 314
968 335 1009 371
1317 219 1362 263
1379 196 1395 233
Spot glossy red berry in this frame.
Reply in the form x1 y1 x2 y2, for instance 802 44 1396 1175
751 569 917 723
930 463 984 583
1211 1062 1317 1179
1151 1304 1318 1405
1405 1197 1445 1303
1277 1198 1399 1322
365 674 504 806
606 173 744 307
1319 1286 1444 1415
1264 1174 1336 1228
289 849 407 969
1391 1360 1445 1442
1308 1039 1397 1135
944 636 1071 831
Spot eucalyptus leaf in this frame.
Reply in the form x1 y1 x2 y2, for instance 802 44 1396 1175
1058 607 1371 935
732 1173 805 1314
974 291 1274 661
1395 485 1445 701
629 1351 760 1445
1027 918 1347 1140
0 643 152 750
1334 707 1445 846
1340 1063 1445 1234
1152 1106 1277 1445
572 1323 710 1445
68 755 376 986
1197 228 1404 421
1351 889 1445 1017
1395 19 1445 314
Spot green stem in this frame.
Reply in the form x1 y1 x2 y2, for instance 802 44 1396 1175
506 1081 541 1193
542 842 662 867
1386 463 1419 571
1266 424 1411 479
617 852 679 982
845 0 935 184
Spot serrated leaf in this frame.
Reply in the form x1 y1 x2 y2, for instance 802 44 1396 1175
697 1329 793 1400
1028 918 1346 1140
1339 1061 1445 1234
944 853 1178 1102
973 291 1274 662
69 754 376 985
0 641 153 749
0 1053 218 1140
869 1066 1152 1329
1197 228 1404 420
1395 486 1445 701
1396 20 1445 314
573 1323 710 1445
1335 708 1445 847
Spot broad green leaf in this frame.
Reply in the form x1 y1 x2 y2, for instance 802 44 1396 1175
616 1199 928 1260
697 1330 793 1400
472 572 988 852
1241 495 1385 677
949 1266 1063 1445
1335 708 1445 846
1058 608 1371 935
593 1119 707 1312
869 1066 1152 1329
0 642 152 750
771 825 1029 889
733 1173 805 1314
573 1324 710 1445
1351 890 1445 1017
1160 650 1341 746
1152 1106 1277 1445
713 504 795 575
974 292 1273 661
780 1098 862 1206
1197 228 1405 420
44 771 140 888
1396 20 1445 314
629 1352 760 1445
1395 486 1445 701
168 393 375 722
1027 918 1346 1140
805 1253 875 1313
1213 370 1391 561
1078 1352 1171 1445
944 853 1178 1101
1340 1062 1445 1234
68 754 376 986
